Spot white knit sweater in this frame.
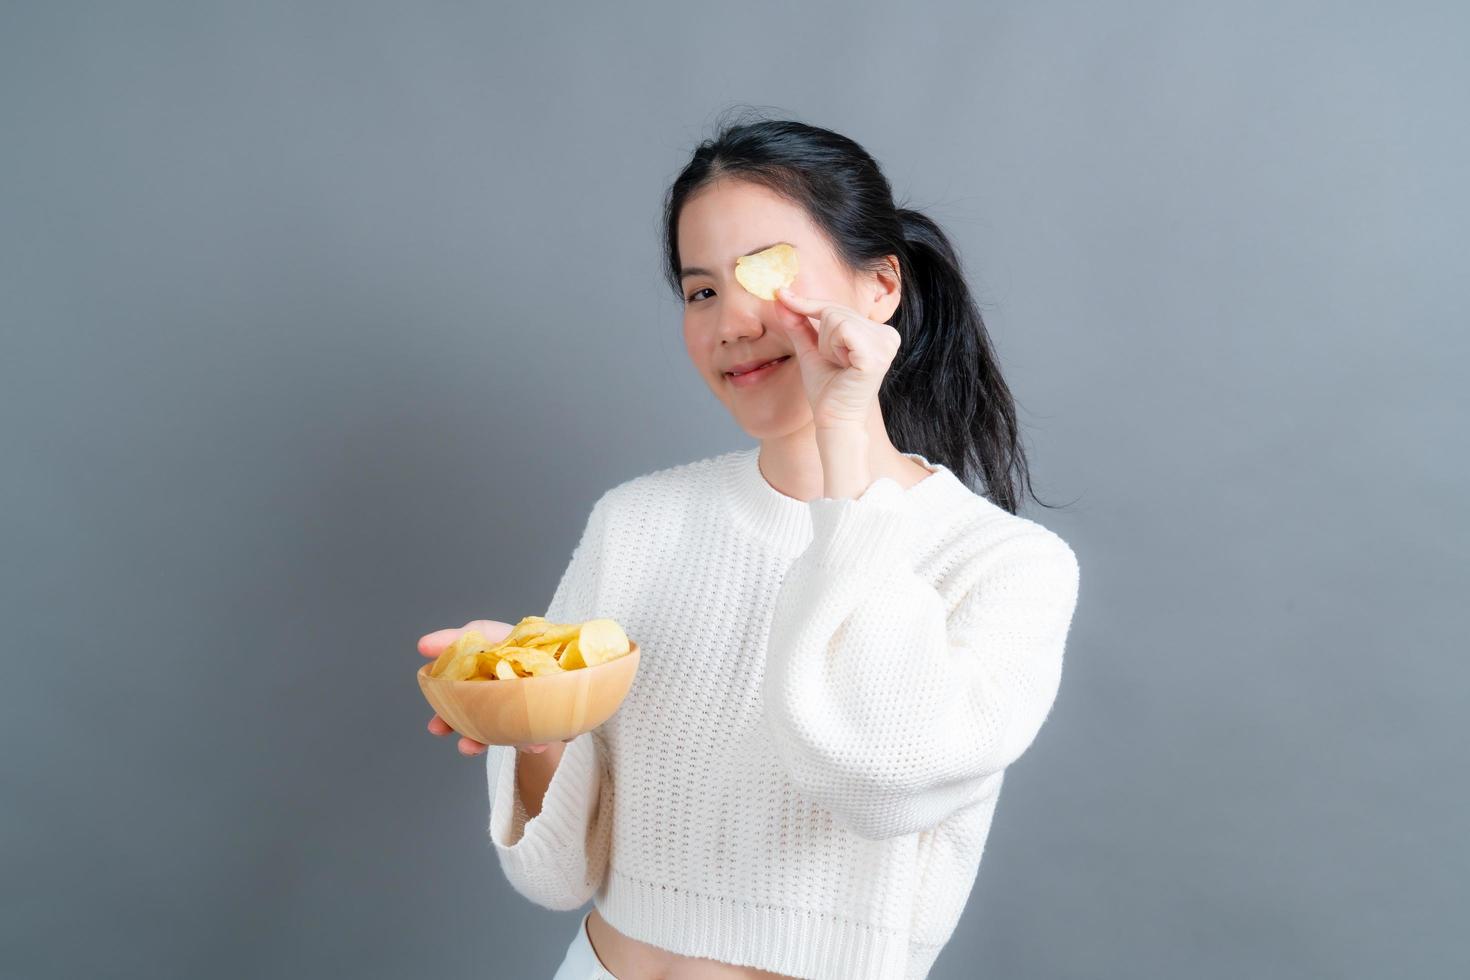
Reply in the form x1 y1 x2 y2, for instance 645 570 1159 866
485 445 1080 980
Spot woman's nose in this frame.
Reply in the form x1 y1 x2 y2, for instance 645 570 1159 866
714 296 770 345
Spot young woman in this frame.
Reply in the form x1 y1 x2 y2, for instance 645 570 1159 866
419 114 1081 980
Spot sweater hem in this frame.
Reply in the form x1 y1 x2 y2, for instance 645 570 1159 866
598 866 912 980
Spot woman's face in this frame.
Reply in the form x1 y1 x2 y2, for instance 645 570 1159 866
677 178 865 439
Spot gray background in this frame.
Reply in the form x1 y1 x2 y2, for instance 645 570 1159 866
3 2 1465 978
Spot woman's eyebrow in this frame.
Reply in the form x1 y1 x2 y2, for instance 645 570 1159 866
679 241 791 280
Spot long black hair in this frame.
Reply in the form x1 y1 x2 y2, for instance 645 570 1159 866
661 108 1063 515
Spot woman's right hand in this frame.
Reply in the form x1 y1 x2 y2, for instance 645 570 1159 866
418 619 565 756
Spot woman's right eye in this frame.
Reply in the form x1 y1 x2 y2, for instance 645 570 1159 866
686 288 714 304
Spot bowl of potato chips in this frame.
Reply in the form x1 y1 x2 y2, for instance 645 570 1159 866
416 615 639 746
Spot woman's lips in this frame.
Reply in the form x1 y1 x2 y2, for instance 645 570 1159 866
725 355 791 387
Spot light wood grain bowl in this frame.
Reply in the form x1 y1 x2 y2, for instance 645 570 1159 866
417 641 640 745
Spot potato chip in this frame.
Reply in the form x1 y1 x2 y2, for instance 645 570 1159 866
734 243 798 300
500 617 552 646
576 618 631 667
452 629 494 657
497 645 563 677
557 635 586 670
428 648 456 678
530 623 579 647
444 649 481 681
430 628 489 678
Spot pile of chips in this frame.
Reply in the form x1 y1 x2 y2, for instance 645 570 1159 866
427 616 631 681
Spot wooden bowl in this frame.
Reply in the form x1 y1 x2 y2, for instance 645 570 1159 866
417 641 640 746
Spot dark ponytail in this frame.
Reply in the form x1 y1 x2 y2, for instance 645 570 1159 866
661 108 1063 515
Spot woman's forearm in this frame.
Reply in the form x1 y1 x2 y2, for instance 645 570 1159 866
515 743 567 820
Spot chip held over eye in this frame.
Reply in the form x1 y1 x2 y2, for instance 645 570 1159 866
734 243 799 300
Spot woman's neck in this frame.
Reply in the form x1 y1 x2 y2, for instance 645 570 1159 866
757 422 934 501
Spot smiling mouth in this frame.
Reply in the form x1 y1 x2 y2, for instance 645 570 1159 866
725 355 791 377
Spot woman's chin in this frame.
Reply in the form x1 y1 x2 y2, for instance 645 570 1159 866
729 408 811 440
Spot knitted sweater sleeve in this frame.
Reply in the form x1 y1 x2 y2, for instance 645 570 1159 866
485 495 614 911
761 477 1081 841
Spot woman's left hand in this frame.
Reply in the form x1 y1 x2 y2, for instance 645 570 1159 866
774 286 901 431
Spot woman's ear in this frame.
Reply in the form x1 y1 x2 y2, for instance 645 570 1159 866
867 255 903 324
